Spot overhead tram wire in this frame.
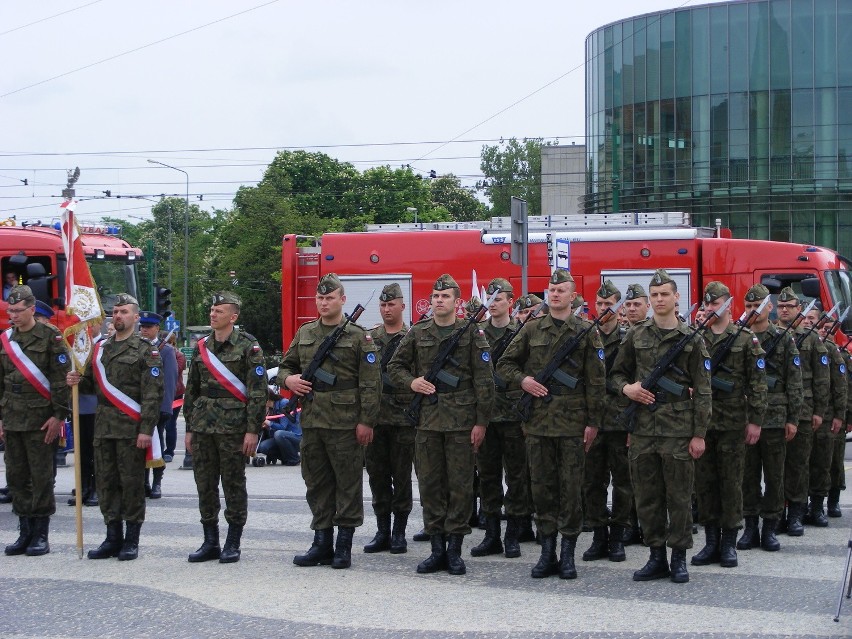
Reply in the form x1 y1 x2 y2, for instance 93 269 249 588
0 0 106 38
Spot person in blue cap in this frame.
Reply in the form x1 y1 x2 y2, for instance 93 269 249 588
138 311 177 499
33 301 54 322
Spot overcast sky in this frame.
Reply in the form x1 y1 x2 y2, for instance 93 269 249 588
0 0 721 225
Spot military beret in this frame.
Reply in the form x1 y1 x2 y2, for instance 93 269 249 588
597 280 621 301
516 293 543 310
571 294 585 310
379 283 403 302
549 269 574 285
433 273 460 292
744 284 770 302
138 311 163 325
777 286 799 303
649 269 675 288
6 285 35 307
113 293 138 307
486 277 513 297
625 283 647 300
703 281 731 303
316 274 342 296
212 290 241 306
34 300 54 318
465 296 482 314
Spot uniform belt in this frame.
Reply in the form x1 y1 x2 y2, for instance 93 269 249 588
712 387 742 401
204 387 238 399
435 379 473 394
548 381 584 395
313 380 358 393
7 383 41 395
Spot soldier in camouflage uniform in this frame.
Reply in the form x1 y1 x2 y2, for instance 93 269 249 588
469 278 532 560
582 280 631 563
802 306 847 526
388 273 494 576
279 274 381 570
67 294 163 561
363 283 415 555
1 286 69 557
516 293 544 323
611 269 712 584
624 284 650 327
692 282 767 570
184 291 267 564
737 284 803 553
497 269 605 580
828 339 852 517
776 287 830 536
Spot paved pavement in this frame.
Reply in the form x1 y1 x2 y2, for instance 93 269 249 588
2 422 852 639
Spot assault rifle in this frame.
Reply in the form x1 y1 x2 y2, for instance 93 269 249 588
762 298 816 389
380 332 405 389
491 303 544 365
826 307 850 340
404 287 501 426
616 296 733 432
709 296 770 393
281 301 369 419
515 298 624 422
795 301 840 349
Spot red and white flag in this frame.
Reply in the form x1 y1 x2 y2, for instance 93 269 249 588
60 200 104 370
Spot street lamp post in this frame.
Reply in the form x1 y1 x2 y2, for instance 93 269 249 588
148 159 189 345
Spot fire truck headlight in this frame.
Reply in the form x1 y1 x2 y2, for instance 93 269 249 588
370 253 379 264
640 248 651 258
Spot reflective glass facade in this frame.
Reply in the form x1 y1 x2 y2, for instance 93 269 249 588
584 0 852 255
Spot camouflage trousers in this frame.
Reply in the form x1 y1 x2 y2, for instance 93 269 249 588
527 434 584 537
4 430 57 518
477 420 531 517
415 429 475 536
831 432 847 491
95 437 146 524
301 428 364 530
628 435 694 550
784 420 814 503
365 423 415 517
695 429 746 529
583 430 632 528
742 428 786 519
192 432 247 527
808 425 835 497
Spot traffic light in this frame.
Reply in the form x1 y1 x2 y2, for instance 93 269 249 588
153 282 172 318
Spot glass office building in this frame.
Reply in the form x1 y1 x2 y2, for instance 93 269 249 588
584 0 852 255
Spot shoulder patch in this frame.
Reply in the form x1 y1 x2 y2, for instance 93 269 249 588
752 335 759 346
793 355 801 367
704 359 711 371
252 344 261 353
756 358 765 369
840 364 847 375
597 348 605 360
482 351 491 362
255 365 265 376
54 334 63 342
365 334 372 341
366 352 376 364
57 353 68 364
821 354 829 366
477 329 485 336
151 366 160 377
151 350 159 357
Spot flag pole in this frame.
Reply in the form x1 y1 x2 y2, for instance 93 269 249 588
71 364 83 559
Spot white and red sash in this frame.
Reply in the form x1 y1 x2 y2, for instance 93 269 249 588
0 328 51 399
197 337 247 402
92 341 141 421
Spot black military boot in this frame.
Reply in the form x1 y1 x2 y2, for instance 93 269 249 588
24 517 50 556
719 529 738 567
150 467 163 500
83 487 99 507
582 526 609 561
363 513 391 553
69 477 89 506
760 518 780 552
188 523 220 562
331 526 355 569
446 533 466 575
828 488 842 518
503 516 521 558
416 534 447 574
4 517 32 556
219 524 243 563
736 516 760 550
118 522 141 561
88 521 123 559
559 535 577 579
633 546 670 581
669 548 689 583
390 512 408 554
690 527 721 566
517 515 536 543
786 502 805 536
470 515 503 557
806 496 829 527
608 525 626 562
412 528 430 542
293 528 334 566
530 533 559 578
778 505 787 533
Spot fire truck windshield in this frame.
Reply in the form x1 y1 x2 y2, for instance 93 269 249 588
87 260 139 314
824 270 852 332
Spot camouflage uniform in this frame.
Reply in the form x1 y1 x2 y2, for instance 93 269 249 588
780 289 830 532
185 319 266 530
610 272 712 553
829 348 851 513
693 281 767 567
387 278 494 539
1 288 70 538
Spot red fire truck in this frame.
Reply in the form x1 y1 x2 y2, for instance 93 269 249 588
0 221 143 331
280 212 852 350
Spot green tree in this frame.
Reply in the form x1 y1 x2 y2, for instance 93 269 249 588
478 137 549 217
429 174 487 222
